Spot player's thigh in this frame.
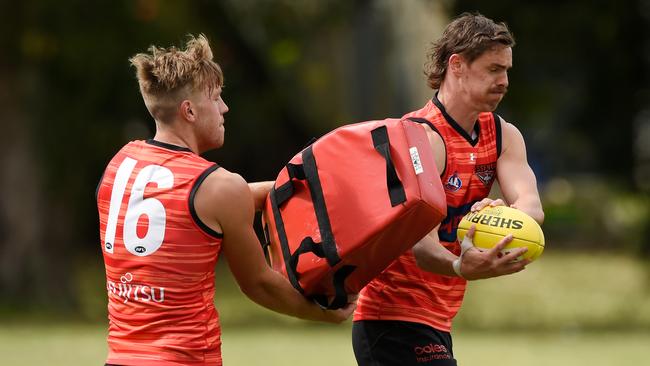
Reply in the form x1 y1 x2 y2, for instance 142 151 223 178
352 320 456 366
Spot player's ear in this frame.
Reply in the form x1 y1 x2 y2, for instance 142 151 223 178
180 100 195 121
448 54 463 75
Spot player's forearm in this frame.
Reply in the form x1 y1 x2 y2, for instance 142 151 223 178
412 235 459 277
239 270 327 322
247 181 274 211
511 196 544 224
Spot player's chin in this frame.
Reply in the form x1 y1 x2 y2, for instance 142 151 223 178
480 102 499 112
484 97 503 111
215 127 225 144
207 135 225 150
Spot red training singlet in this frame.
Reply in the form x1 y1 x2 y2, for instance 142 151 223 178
354 95 502 332
97 139 224 365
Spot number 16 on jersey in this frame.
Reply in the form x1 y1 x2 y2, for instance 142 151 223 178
103 157 174 257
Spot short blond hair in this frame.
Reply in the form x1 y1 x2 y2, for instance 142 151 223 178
130 34 224 123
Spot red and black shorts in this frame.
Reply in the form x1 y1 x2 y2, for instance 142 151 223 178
352 320 457 366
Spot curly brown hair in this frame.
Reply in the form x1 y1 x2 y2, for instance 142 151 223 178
129 34 223 123
424 13 514 90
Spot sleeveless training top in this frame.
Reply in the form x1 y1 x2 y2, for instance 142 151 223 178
354 95 501 332
97 139 224 365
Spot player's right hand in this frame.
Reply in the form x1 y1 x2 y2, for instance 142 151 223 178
319 295 357 323
459 225 530 280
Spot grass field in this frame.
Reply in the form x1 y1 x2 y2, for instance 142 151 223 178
3 252 650 365
0 323 648 365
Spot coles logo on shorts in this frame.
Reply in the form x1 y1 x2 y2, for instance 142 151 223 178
414 343 451 362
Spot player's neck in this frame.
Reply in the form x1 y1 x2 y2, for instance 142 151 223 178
436 87 479 135
153 125 199 154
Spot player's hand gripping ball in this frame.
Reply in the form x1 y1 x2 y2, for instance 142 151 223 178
457 206 545 262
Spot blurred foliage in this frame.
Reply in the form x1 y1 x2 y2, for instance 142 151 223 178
541 176 649 251
68 253 650 332
1 0 650 314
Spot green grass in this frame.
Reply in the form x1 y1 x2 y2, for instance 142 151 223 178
456 251 650 330
456 330 650 365
0 323 649 365
3 252 650 364
0 324 107 366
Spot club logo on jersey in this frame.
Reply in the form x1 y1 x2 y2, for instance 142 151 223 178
444 172 462 191
475 162 496 186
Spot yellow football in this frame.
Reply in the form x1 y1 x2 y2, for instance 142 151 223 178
456 206 545 262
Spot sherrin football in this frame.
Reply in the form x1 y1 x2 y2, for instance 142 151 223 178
456 205 545 262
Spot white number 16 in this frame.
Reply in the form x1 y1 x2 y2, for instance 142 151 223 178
103 157 174 256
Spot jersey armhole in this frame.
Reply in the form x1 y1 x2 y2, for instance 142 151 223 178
406 117 447 177
493 112 503 157
95 172 105 202
189 164 224 239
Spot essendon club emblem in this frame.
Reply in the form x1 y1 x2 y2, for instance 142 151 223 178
475 162 496 186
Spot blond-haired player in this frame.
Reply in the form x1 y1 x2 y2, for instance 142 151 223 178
97 34 354 366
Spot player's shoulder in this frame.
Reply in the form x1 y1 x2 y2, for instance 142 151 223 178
416 123 446 175
193 167 253 223
424 125 444 143
496 116 527 155
495 115 523 137
190 167 254 235
412 118 444 146
199 167 249 199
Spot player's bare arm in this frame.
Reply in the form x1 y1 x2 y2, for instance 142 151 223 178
423 126 446 175
412 225 457 276
495 118 544 224
469 119 544 224
248 181 274 211
194 169 354 323
413 124 528 280
412 129 461 276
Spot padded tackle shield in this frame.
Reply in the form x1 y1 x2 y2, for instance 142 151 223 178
262 118 446 309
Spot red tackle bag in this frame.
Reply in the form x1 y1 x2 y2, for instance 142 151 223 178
262 118 447 309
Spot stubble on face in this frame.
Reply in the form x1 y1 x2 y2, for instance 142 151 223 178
466 46 512 112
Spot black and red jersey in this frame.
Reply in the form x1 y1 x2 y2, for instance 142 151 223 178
354 96 501 332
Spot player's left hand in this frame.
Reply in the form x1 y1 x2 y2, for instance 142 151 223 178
456 224 530 280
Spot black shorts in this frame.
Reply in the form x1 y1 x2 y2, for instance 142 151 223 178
352 320 457 366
